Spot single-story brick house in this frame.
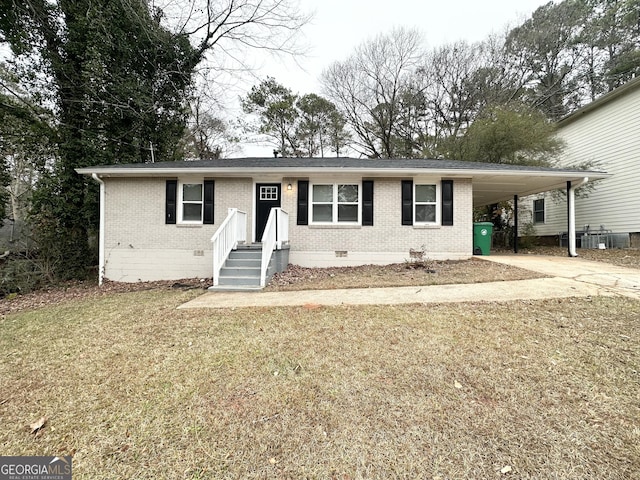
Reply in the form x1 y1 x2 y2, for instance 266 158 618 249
77 158 608 287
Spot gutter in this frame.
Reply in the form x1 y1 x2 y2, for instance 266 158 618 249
76 166 610 180
92 173 106 286
568 177 589 257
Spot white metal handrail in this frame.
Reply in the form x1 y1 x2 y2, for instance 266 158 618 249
260 208 289 287
276 208 289 249
211 208 247 286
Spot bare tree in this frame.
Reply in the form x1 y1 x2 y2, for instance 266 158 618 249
156 0 311 70
181 97 240 159
321 27 423 158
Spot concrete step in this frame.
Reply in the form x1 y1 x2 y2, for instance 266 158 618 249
208 285 263 292
225 258 261 268
228 250 262 260
217 275 262 287
219 266 261 277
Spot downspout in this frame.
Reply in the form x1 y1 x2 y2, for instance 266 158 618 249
567 177 589 258
92 174 106 286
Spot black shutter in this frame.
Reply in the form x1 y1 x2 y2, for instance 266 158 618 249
441 180 454 226
203 180 215 224
362 180 374 226
401 180 413 226
297 180 309 225
165 180 177 224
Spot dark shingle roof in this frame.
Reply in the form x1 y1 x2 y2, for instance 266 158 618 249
79 157 601 175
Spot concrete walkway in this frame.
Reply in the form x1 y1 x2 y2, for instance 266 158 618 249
178 255 640 309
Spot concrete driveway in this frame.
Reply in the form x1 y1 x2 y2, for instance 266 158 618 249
483 254 640 299
178 255 640 309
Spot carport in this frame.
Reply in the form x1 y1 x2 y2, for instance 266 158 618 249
468 166 610 256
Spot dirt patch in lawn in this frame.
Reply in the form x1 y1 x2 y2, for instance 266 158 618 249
1 259 544 314
266 257 546 291
3 247 638 314
0 278 209 316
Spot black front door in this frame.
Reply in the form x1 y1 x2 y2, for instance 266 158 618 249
256 183 281 241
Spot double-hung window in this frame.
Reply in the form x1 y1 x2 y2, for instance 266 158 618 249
414 183 438 224
311 183 360 224
180 182 204 223
533 198 545 224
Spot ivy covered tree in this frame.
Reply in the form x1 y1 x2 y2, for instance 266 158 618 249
0 0 308 280
0 0 198 277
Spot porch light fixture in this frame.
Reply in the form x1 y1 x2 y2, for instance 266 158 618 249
287 183 292 190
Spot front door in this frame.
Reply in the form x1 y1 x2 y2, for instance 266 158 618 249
256 183 281 241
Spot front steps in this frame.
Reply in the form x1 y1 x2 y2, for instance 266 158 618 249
211 244 265 290
209 243 291 292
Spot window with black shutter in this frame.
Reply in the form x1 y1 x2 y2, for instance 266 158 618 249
297 180 309 225
441 180 454 226
362 180 374 226
401 180 413 225
165 180 177 224
203 180 215 224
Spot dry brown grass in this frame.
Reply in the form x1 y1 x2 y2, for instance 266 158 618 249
1 290 638 479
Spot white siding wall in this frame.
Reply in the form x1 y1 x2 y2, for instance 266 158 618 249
103 176 473 281
530 84 640 237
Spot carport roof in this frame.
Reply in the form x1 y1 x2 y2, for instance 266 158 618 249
77 157 610 206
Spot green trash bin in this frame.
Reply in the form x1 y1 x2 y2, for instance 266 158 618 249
473 222 493 255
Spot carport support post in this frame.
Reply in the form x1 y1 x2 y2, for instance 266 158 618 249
567 180 578 257
566 177 589 257
567 181 571 256
513 195 518 253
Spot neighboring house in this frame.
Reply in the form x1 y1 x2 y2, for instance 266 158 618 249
77 158 607 286
523 76 640 248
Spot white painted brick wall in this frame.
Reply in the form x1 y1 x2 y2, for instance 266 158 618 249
287 178 473 259
103 176 473 280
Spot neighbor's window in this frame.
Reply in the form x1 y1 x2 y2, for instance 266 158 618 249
415 184 438 223
180 182 203 223
534 198 545 224
311 183 359 224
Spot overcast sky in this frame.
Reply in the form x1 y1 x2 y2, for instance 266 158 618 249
232 0 551 156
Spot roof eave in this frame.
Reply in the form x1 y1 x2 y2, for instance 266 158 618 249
76 166 610 180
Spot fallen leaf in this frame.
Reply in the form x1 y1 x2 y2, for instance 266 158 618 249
29 416 47 434
269 457 277 464
454 381 462 389
500 465 512 474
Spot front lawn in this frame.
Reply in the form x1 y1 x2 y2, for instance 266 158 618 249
1 291 638 479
